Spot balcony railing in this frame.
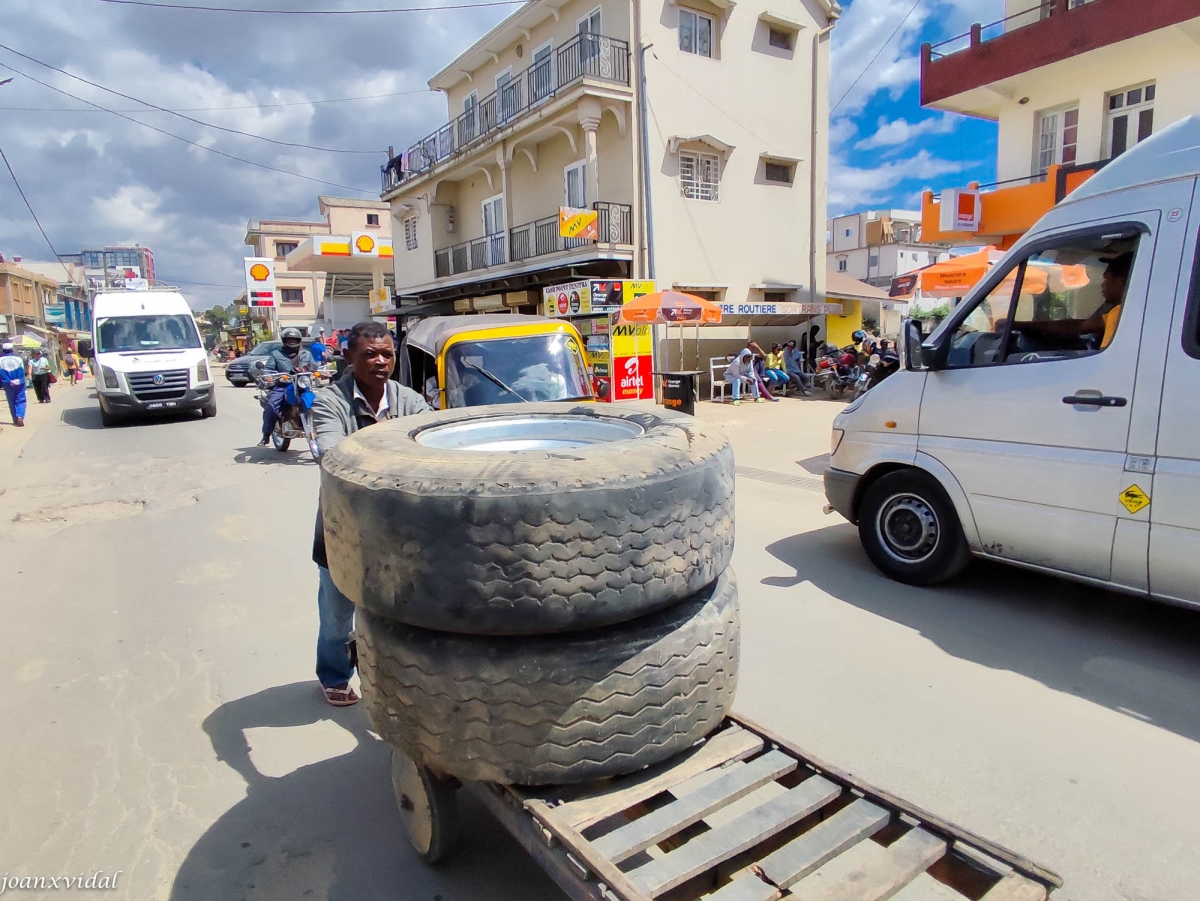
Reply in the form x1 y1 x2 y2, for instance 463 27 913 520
382 33 630 193
433 201 632 279
926 0 1098 59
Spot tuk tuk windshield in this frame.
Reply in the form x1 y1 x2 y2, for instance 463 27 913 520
443 333 591 407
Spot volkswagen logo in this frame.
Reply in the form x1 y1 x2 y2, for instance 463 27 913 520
152 374 165 386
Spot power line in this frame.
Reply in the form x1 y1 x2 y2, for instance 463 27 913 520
97 0 523 13
159 276 244 288
0 87 434 113
831 0 923 115
0 43 383 155
0 141 62 261
0 60 376 194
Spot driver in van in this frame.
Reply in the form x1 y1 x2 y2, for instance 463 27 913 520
1019 251 1132 350
258 327 315 446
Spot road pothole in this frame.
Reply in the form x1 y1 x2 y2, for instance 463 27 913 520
13 499 146 525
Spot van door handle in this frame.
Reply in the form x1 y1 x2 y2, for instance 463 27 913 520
1062 394 1127 407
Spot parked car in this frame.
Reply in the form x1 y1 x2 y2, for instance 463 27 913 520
225 338 333 386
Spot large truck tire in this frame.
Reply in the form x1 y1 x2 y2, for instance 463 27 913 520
357 568 740 786
322 404 734 635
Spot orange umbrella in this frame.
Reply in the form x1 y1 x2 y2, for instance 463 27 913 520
617 291 723 324
919 248 998 298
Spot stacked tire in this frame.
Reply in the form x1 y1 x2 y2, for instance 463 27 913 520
320 403 740 786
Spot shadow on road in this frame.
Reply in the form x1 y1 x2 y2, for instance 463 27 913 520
232 446 317 466
171 681 555 901
60 405 203 430
767 524 1200 743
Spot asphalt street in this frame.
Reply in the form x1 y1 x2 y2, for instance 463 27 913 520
0 381 1198 900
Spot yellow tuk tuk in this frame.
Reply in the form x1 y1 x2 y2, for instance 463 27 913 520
397 314 599 409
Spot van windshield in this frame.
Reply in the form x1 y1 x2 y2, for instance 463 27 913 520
443 333 591 407
97 315 201 353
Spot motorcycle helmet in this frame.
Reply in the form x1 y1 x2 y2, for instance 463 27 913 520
851 330 866 344
281 327 303 350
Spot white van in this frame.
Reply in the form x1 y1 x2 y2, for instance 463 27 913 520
825 115 1200 608
90 289 216 427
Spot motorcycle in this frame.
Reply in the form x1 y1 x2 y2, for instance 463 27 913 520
815 343 860 398
254 363 332 459
851 348 901 400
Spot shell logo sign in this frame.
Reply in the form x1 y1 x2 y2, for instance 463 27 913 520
243 257 276 308
355 234 376 254
248 262 271 281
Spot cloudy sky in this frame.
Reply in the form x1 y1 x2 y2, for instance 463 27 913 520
0 0 1003 310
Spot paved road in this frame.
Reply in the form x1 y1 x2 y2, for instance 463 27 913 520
0 385 1197 900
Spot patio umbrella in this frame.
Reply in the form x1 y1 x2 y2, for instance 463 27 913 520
12 334 43 348
617 291 722 369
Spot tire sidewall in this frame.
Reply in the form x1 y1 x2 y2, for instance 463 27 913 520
858 469 969 586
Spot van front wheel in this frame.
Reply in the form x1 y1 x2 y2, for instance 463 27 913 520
858 470 970 586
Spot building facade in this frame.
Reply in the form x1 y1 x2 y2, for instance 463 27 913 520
244 195 392 332
918 0 1200 246
0 259 57 339
827 209 948 287
380 0 840 318
57 246 155 291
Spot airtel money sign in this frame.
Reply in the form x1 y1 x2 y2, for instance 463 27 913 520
611 323 653 402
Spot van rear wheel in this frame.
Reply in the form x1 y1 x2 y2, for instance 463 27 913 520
858 470 970 586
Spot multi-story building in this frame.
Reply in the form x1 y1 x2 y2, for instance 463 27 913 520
244 195 393 332
16 261 91 332
827 209 948 287
0 258 58 339
380 0 841 335
57 246 156 291
918 0 1200 247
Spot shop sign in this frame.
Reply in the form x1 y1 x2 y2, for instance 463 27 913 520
542 281 591 317
717 302 843 316
590 280 623 312
44 304 66 325
559 207 598 240
369 287 391 314
939 188 981 233
623 280 656 305
611 323 653 402
244 257 276 307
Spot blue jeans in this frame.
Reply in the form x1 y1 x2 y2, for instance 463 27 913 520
316 566 356 688
724 374 758 400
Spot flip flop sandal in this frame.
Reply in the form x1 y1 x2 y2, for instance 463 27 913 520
322 684 359 707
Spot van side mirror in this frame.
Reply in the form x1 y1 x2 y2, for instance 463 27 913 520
596 379 610 400
901 319 926 372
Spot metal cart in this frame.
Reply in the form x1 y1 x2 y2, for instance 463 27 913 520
391 713 1062 901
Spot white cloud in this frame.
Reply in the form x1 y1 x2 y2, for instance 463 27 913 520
854 114 956 150
829 149 964 214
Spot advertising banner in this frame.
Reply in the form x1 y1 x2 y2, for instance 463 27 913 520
622 280 656 305
717 301 843 316
542 281 591 317
559 207 599 240
244 257 276 308
589 280 623 312
43 304 66 325
610 323 653 402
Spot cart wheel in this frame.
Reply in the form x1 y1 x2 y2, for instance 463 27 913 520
391 750 459 864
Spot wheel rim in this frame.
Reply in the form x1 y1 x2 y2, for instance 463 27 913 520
391 752 434 856
414 414 644 452
875 492 940 564
271 432 286 450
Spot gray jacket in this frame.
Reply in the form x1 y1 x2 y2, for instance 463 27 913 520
312 374 432 566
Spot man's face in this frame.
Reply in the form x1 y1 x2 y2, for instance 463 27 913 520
1101 268 1128 305
282 339 301 355
351 337 394 387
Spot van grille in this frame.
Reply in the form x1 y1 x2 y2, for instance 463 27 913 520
129 369 189 400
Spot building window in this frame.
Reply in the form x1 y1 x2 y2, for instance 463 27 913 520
366 213 380 227
679 8 714 58
280 288 304 305
403 216 419 251
1106 82 1154 159
767 27 791 50
869 254 879 268
837 258 847 272
844 228 852 237
1035 106 1079 175
275 242 298 259
764 161 793 184
679 151 720 201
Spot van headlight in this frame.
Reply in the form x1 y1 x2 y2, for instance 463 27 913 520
102 366 119 389
831 428 844 456
196 359 210 383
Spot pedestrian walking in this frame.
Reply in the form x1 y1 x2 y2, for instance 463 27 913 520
29 348 53 403
0 342 28 426
63 348 78 385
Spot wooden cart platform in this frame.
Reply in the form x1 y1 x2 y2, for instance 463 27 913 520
449 714 1062 901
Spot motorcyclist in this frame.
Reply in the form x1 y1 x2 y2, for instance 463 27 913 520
258 328 315 446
